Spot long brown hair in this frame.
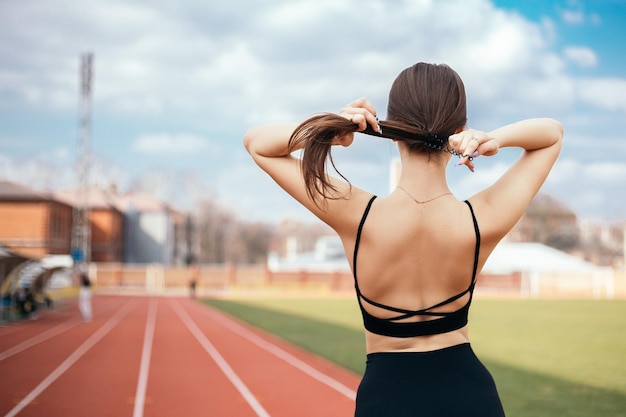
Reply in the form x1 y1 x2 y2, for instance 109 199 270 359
289 62 467 205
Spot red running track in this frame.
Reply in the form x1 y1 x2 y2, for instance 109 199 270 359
0 296 361 417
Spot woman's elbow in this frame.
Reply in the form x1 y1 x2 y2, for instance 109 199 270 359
546 118 564 142
243 127 260 154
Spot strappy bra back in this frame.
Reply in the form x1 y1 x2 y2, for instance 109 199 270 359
353 195 481 338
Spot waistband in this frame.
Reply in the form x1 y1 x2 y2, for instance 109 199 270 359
366 342 472 359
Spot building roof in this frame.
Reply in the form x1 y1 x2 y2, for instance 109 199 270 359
0 180 54 202
0 181 170 214
115 193 173 213
483 242 608 274
55 188 121 211
55 187 176 214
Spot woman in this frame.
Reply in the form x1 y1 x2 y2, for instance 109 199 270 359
244 62 563 416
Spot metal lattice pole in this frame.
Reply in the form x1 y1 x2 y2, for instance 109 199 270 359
71 52 93 271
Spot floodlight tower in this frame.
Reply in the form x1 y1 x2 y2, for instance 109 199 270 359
71 52 93 270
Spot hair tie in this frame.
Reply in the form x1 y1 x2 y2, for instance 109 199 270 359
361 124 454 155
425 131 446 151
427 131 439 141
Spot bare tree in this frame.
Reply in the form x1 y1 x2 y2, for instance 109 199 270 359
194 199 274 264
511 193 579 250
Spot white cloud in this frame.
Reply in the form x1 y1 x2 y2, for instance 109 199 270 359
449 161 510 201
558 6 602 26
576 78 626 112
542 157 626 221
584 161 626 180
560 10 585 24
0 0 624 222
589 13 602 25
563 46 598 68
0 0 603 127
540 17 558 44
132 133 212 155
217 160 318 223
0 0 567 120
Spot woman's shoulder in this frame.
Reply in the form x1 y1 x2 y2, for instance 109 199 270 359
325 187 378 237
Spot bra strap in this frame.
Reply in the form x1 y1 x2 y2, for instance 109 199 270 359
353 195 377 292
463 200 481 284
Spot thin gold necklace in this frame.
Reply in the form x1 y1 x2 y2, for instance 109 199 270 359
396 185 452 204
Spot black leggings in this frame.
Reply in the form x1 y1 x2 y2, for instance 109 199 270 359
355 343 505 417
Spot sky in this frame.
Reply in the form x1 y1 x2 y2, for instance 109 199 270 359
1 0 625 224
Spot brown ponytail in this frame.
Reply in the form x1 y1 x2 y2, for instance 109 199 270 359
288 113 358 205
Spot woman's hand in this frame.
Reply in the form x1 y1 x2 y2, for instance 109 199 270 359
336 97 381 146
448 129 499 172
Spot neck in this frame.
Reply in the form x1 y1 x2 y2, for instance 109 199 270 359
396 148 451 193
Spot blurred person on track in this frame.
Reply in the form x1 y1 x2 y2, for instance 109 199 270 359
78 272 92 322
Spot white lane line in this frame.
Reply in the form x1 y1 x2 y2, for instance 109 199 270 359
200 304 357 400
0 298 128 362
0 319 81 362
3 301 136 417
170 301 271 417
133 299 158 417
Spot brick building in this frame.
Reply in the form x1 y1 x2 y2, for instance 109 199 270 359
0 181 72 258
56 187 124 263
0 181 124 262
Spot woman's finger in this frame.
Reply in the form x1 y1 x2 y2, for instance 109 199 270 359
340 98 380 132
339 108 380 132
345 97 377 117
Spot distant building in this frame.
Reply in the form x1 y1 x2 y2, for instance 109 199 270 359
0 181 72 258
268 235 350 272
56 187 124 263
59 187 192 266
0 180 191 266
116 193 190 265
578 219 625 267
482 242 614 298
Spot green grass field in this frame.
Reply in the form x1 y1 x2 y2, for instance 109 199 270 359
204 297 626 417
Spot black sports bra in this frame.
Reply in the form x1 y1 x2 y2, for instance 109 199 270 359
352 195 481 338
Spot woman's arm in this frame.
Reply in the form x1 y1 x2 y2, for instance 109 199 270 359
243 122 358 229
243 122 367 232
450 118 564 243
243 123 331 216
243 99 380 231
243 123 302 158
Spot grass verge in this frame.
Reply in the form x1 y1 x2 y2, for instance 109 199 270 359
204 297 626 417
